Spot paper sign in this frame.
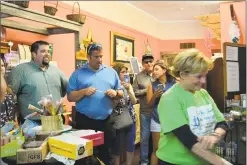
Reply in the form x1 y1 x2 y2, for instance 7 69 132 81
226 46 238 61
226 62 239 92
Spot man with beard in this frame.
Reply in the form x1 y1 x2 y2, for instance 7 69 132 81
67 43 123 165
10 40 67 122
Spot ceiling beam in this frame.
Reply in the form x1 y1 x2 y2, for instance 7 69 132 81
47 27 77 35
1 18 49 35
1 1 82 32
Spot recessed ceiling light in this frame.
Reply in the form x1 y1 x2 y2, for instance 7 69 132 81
180 8 184 11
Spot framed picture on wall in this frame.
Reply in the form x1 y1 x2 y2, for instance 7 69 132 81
110 31 135 65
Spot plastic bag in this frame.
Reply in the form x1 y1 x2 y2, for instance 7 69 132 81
0 121 15 135
21 119 40 137
228 21 240 43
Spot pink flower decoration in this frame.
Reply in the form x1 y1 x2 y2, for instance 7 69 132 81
204 28 215 55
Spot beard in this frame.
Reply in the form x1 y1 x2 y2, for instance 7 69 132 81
42 59 49 66
42 61 49 66
42 56 50 66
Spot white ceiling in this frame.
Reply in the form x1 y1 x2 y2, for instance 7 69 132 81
126 1 226 23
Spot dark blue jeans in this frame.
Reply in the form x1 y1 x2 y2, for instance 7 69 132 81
140 113 152 164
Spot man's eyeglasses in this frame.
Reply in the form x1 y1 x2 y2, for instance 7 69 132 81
143 60 153 64
87 43 102 54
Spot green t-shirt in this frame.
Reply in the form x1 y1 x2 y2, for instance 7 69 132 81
157 83 225 165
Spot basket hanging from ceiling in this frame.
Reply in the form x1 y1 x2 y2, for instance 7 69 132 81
66 2 86 24
44 1 58 16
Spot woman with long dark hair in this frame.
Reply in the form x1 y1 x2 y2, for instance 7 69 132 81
146 60 176 165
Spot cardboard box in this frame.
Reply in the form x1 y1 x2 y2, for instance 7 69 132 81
69 130 104 146
48 134 93 160
16 140 48 164
1 136 25 158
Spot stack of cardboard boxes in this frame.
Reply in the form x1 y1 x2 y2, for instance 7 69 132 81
9 130 104 164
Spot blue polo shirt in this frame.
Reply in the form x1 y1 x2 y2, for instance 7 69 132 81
67 63 121 120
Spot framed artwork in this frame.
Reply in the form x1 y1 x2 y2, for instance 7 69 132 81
160 51 179 67
110 31 135 65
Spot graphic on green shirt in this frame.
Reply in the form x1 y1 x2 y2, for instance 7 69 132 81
157 83 225 165
188 104 217 136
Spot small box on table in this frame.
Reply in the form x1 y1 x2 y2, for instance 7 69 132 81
16 140 48 164
69 130 104 147
48 134 93 160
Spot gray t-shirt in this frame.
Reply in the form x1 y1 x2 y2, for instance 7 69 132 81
133 70 153 115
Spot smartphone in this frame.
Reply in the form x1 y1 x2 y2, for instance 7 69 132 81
157 84 163 90
124 74 130 83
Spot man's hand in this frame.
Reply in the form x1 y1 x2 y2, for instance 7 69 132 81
84 87 96 96
105 89 117 98
197 135 221 150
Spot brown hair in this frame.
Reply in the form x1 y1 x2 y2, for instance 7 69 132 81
112 62 128 75
154 59 175 82
154 59 168 70
170 49 214 77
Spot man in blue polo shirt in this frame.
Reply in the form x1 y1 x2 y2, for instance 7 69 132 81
67 43 123 165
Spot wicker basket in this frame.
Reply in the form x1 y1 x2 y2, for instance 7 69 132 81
44 1 58 16
9 1 29 8
66 2 86 24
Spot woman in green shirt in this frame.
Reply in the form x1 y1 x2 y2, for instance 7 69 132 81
157 49 231 165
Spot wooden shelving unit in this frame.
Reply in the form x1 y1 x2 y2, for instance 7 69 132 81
1 1 83 55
